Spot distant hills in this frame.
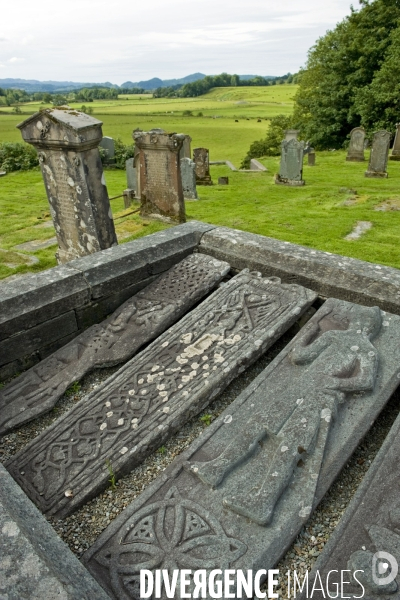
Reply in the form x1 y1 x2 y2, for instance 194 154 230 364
0 73 277 93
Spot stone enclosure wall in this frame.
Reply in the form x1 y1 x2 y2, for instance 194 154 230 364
3 221 400 382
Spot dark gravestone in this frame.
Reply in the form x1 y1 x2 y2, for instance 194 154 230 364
218 176 229 185
180 157 198 200
82 299 400 599
0 254 230 436
133 129 186 223
308 150 316 166
297 398 400 599
390 123 400 161
365 130 391 178
346 127 366 162
7 273 316 518
193 147 213 185
18 108 118 264
275 139 305 186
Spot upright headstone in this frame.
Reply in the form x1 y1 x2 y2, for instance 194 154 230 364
308 150 316 166
284 129 300 141
193 147 213 185
365 130 391 178
346 127 366 161
180 157 198 200
133 128 186 223
99 136 115 163
275 139 305 186
179 134 192 160
17 108 118 264
390 123 400 161
125 157 136 191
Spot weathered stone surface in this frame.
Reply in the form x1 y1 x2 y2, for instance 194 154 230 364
179 134 192 160
199 227 400 314
193 147 213 185
133 129 186 223
0 254 230 435
7 272 316 518
297 396 400 599
0 464 111 600
218 176 229 185
275 139 305 186
308 150 316 166
125 157 136 191
250 158 268 171
83 299 400 599
180 157 198 200
390 122 400 160
18 108 118 263
100 136 115 159
346 127 366 162
14 237 58 251
284 129 300 141
365 130 391 178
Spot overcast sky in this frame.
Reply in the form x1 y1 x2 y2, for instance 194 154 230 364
0 0 352 84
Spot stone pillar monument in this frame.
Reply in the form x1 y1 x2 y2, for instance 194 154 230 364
193 147 213 185
346 127 366 161
133 128 186 223
365 130 391 178
389 123 400 161
18 108 118 264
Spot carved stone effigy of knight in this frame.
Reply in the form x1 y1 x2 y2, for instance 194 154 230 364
189 304 381 525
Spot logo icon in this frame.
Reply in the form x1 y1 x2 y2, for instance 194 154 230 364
372 551 398 587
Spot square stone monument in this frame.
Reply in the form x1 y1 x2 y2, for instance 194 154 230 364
346 127 366 161
180 157 198 200
365 130 391 178
193 147 213 185
275 138 305 186
17 108 118 264
389 123 400 161
133 128 186 223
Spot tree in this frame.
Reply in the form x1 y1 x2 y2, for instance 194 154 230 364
293 0 400 149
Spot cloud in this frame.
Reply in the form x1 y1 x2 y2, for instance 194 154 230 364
8 57 25 63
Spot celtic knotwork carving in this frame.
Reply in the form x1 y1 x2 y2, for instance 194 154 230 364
189 304 382 526
94 487 247 600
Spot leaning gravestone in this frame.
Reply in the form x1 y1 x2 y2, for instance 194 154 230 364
275 139 305 186
346 127 366 161
365 130 391 178
99 136 115 163
0 254 229 436
193 147 213 185
6 272 316 518
296 395 400 599
133 129 186 223
18 108 118 264
180 157 198 200
83 299 400 599
389 123 400 161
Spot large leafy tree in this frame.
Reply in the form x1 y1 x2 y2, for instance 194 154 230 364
293 0 400 148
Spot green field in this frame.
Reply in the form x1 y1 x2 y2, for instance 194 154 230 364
1 85 399 281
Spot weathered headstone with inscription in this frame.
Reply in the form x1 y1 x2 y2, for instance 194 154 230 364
275 139 305 186
390 123 400 161
297 393 400 599
82 299 400 599
179 134 192 161
284 129 300 141
7 272 316 518
125 157 136 191
99 136 115 163
0 254 230 436
365 130 391 178
346 127 366 162
133 129 186 223
180 157 198 200
193 147 213 185
17 108 118 263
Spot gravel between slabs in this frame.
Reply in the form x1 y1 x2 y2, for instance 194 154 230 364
1 315 400 600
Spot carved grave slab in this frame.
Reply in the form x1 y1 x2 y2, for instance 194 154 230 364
6 273 316 519
365 130 391 178
82 299 400 600
275 139 305 186
346 127 366 162
193 148 212 185
0 254 230 436
297 398 400 599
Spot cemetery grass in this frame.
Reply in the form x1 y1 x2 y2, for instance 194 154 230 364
1 150 400 280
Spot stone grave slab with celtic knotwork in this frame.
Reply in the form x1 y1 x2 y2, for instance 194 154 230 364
0 254 230 436
82 298 400 600
296 396 400 600
6 271 316 519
